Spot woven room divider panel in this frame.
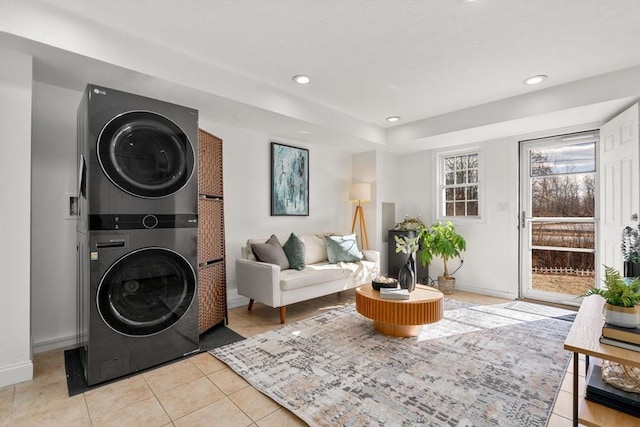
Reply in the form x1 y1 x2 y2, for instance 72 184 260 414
198 262 226 333
197 129 227 333
197 198 224 264
198 129 223 197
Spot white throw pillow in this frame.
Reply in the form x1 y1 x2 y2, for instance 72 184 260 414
301 234 327 264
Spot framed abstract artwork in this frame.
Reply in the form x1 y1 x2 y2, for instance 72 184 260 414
271 142 309 216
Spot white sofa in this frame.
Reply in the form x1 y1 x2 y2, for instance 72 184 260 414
236 233 380 323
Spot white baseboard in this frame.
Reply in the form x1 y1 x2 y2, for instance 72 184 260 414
0 360 33 387
33 334 78 354
227 288 249 309
453 283 517 301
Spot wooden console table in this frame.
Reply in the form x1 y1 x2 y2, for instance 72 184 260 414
563 295 640 426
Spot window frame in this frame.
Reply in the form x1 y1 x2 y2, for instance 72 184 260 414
436 147 482 221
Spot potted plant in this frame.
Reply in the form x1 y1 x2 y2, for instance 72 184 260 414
393 215 427 233
418 221 466 295
584 265 640 328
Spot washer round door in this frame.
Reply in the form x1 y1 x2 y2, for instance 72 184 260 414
97 247 196 336
97 111 195 198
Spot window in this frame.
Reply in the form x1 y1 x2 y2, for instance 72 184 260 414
441 152 479 217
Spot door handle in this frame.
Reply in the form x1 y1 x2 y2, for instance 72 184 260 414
96 241 125 249
521 211 526 229
632 213 638 221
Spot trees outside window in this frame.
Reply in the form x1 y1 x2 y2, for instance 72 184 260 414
529 142 596 272
441 152 479 217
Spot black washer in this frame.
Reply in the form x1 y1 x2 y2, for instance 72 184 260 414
97 247 196 336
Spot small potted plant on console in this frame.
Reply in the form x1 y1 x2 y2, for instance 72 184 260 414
584 265 640 328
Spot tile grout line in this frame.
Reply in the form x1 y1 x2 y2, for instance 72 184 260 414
80 393 94 427
140 366 173 425
224 385 275 425
8 385 15 427
154 358 228 424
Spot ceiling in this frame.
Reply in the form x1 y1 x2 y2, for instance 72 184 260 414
1 0 640 153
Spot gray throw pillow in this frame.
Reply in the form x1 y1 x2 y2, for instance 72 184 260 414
324 234 363 263
251 235 290 270
283 233 306 270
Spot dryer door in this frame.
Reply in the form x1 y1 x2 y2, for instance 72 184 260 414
97 247 196 336
97 111 195 198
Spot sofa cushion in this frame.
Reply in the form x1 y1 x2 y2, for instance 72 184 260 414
279 262 349 291
300 234 327 264
324 234 363 263
282 233 305 270
251 235 290 270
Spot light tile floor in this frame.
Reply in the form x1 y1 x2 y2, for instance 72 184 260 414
0 290 584 426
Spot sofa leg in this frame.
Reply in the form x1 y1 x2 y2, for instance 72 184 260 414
248 299 254 312
280 306 286 324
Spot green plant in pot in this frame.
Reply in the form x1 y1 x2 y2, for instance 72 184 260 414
418 221 466 295
393 215 427 233
583 265 640 328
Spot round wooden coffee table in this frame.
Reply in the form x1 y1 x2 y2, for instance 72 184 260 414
355 284 444 337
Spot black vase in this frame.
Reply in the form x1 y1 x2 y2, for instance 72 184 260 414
398 255 416 292
624 261 640 278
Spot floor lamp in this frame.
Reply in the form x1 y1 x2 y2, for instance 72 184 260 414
349 183 371 250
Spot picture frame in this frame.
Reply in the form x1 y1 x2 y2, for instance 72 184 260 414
271 142 309 216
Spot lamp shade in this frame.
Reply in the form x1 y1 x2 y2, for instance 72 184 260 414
349 183 371 203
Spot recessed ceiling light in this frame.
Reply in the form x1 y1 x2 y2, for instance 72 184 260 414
386 116 401 123
292 74 311 84
524 75 548 85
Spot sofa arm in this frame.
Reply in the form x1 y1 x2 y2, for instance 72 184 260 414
235 258 281 308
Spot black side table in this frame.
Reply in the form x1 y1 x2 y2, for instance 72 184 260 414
387 230 429 284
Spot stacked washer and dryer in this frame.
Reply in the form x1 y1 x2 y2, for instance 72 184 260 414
77 85 200 386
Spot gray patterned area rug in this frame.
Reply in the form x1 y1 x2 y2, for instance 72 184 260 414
211 300 572 426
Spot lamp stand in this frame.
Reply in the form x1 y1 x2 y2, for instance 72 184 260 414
350 202 370 250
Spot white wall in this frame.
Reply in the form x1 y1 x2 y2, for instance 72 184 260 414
374 151 399 274
30 82 82 352
352 151 377 251
200 119 353 307
397 139 519 299
439 139 520 299
0 47 33 387
396 150 434 225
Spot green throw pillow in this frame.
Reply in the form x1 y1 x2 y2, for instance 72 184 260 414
324 234 363 263
283 233 306 270
251 235 290 270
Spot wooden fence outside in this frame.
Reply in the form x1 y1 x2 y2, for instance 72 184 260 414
531 266 595 277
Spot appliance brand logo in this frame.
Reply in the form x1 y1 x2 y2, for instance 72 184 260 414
93 88 107 95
